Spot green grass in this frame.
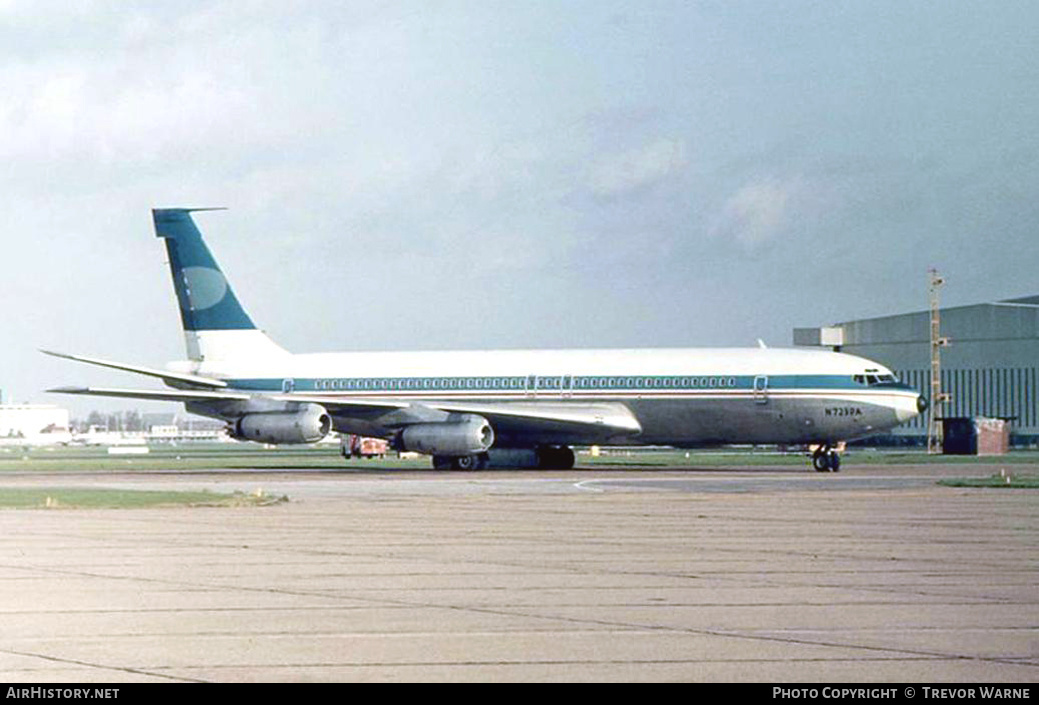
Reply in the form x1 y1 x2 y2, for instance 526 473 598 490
0 487 288 509
937 472 1039 489
0 443 427 473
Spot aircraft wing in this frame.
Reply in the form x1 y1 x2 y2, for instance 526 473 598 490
427 400 642 438
279 395 642 439
52 371 644 438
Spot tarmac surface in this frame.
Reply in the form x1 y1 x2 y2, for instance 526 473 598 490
0 462 1036 682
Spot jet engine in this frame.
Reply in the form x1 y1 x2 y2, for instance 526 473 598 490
398 416 494 455
234 406 332 444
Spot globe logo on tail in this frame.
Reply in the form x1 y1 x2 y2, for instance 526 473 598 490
180 266 228 311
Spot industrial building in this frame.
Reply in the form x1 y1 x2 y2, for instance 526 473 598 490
795 293 1039 445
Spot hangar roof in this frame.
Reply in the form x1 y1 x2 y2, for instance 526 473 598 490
1000 295 1039 306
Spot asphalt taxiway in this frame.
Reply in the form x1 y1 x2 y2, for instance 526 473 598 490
0 463 1036 682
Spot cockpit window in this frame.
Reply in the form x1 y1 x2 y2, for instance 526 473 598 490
854 373 898 386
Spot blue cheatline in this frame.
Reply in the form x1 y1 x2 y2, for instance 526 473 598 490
152 208 256 332
225 374 910 394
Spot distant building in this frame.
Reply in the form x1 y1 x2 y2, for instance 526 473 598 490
795 294 1039 444
0 404 72 445
141 411 225 432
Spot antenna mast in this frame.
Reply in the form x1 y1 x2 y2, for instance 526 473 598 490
927 269 950 454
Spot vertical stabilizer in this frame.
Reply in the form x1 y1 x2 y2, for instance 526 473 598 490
152 208 289 362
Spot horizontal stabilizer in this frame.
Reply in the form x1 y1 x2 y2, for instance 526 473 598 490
48 386 249 402
47 386 413 411
41 350 227 388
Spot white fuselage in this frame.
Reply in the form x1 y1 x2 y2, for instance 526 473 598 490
177 345 922 447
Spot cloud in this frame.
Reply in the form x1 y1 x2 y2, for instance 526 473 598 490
587 138 687 199
711 177 801 248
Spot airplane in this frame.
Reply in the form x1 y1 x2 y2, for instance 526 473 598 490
46 208 928 471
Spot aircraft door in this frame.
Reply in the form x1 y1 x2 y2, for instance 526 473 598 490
526 375 538 399
282 378 295 394
753 375 768 404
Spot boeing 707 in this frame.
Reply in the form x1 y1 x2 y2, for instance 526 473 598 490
47 209 927 471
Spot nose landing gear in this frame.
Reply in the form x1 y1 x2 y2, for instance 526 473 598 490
812 446 842 472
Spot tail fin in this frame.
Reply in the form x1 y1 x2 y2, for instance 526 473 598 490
152 208 289 362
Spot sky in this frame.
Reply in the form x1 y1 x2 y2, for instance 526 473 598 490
2 0 1038 416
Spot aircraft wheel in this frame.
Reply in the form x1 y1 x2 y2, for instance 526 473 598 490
449 453 489 470
828 452 841 472
812 452 831 472
452 455 476 470
557 446 575 469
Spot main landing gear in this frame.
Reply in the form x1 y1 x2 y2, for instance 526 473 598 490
432 453 490 470
812 445 841 472
430 446 576 470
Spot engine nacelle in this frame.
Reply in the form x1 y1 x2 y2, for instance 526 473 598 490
398 417 494 455
234 407 332 445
